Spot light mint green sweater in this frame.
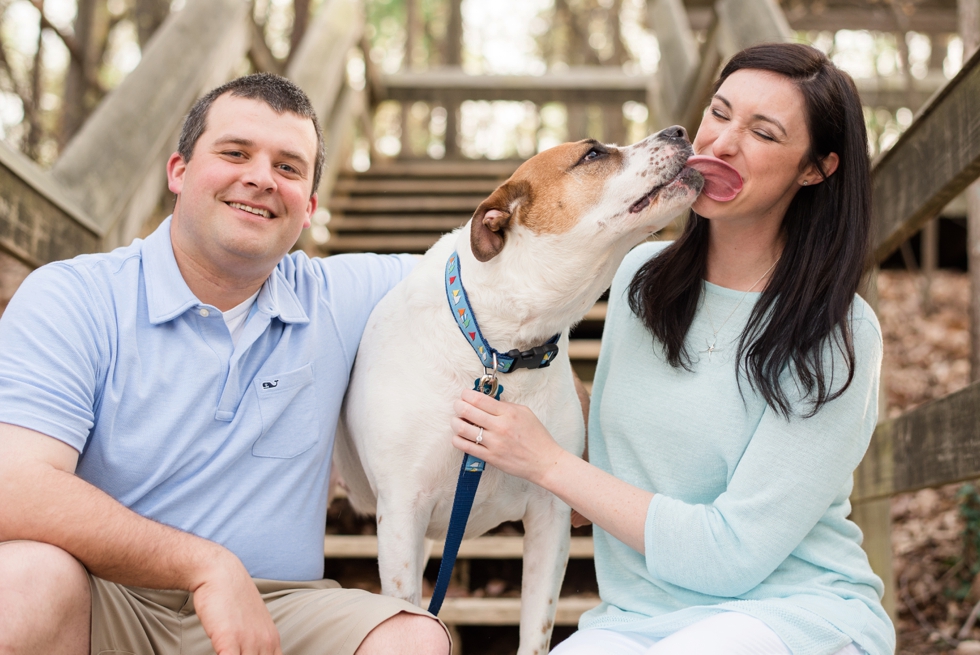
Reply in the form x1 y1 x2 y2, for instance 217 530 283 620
579 242 895 655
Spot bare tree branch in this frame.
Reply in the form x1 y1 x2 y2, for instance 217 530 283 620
28 0 84 63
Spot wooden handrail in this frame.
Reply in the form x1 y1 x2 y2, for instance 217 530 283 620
853 381 980 504
872 45 980 262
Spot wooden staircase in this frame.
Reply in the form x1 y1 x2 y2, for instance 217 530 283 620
322 158 607 653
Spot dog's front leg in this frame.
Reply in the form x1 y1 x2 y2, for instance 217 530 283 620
375 492 433 606
519 491 572 655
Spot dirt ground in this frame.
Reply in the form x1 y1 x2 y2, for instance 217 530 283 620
877 271 977 655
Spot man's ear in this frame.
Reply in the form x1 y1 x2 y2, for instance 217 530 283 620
167 152 186 195
470 180 529 262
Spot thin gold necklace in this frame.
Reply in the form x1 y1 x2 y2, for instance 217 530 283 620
700 259 779 362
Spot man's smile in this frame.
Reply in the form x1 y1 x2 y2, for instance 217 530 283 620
226 200 276 219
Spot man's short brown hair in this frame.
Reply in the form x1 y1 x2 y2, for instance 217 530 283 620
177 73 325 195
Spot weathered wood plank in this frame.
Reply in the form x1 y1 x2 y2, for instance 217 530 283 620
353 160 520 178
850 498 896 619
647 0 700 125
852 381 980 503
286 0 363 126
334 178 501 194
872 46 980 261
51 0 253 250
424 596 600 626
714 0 793 60
324 234 440 253
331 216 468 232
323 535 595 559
0 142 100 268
329 195 486 213
380 69 647 105
568 340 602 361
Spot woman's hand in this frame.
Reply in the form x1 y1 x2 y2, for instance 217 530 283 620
451 388 566 487
452 386 649 553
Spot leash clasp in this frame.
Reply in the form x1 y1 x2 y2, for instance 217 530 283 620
477 352 500 397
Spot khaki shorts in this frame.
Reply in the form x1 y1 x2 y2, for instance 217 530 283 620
89 576 447 655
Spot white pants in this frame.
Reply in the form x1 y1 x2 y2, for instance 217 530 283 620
551 612 864 655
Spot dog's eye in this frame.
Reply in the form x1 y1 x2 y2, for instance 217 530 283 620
582 148 603 162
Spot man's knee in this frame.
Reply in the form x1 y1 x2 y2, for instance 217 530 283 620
0 541 90 654
356 611 450 655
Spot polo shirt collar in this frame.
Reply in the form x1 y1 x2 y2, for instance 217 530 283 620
142 216 309 326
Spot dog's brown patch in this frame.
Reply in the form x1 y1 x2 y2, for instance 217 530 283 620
514 140 622 235
469 140 623 261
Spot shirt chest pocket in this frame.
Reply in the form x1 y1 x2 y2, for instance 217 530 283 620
252 364 320 459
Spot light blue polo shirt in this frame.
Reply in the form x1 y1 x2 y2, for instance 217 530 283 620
0 217 414 580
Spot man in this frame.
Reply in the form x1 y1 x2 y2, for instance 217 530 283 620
0 74 450 655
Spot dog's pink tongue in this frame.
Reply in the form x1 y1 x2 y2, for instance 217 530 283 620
686 155 743 201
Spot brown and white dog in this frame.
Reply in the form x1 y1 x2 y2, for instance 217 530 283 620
336 127 704 654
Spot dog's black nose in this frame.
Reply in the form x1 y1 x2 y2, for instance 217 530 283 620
660 125 688 141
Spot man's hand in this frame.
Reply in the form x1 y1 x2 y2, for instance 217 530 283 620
191 550 282 655
0 422 282 655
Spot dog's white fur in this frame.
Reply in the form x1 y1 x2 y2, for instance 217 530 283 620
337 128 702 654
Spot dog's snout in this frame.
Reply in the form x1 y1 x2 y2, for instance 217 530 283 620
660 125 688 141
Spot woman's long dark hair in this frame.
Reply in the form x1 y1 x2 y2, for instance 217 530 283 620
627 43 872 418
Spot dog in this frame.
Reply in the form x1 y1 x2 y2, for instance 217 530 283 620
336 127 705 654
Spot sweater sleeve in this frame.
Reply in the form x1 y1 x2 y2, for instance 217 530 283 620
643 309 883 598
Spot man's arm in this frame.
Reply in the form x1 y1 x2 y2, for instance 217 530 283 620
0 422 282 655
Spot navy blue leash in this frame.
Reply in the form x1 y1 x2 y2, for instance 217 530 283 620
427 252 559 615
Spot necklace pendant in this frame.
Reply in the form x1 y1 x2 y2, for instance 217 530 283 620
701 338 720 362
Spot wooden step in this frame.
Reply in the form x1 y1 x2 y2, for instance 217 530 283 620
323 234 439 253
352 159 521 179
329 195 486 213
333 178 501 195
568 339 601 361
582 302 607 322
323 535 594 559
332 215 468 232
424 595 601 626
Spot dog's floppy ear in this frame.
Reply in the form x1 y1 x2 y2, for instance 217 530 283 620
470 180 530 262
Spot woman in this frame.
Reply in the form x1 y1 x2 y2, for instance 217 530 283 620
451 43 895 655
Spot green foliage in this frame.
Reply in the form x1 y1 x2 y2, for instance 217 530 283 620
952 484 980 600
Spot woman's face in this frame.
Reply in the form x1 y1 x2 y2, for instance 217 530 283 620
691 68 830 226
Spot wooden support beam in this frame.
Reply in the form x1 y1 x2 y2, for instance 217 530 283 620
853 381 980 503
785 8 958 33
379 69 648 105
647 0 700 125
872 46 980 261
50 0 253 251
286 0 363 126
713 0 792 60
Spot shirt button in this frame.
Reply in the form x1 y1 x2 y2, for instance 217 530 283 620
199 308 210 317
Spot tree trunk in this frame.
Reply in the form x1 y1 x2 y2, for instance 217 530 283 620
59 0 109 149
288 0 311 63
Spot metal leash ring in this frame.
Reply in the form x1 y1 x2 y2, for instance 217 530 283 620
477 352 500 398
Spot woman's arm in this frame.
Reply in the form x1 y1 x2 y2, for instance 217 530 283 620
451 388 652 552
